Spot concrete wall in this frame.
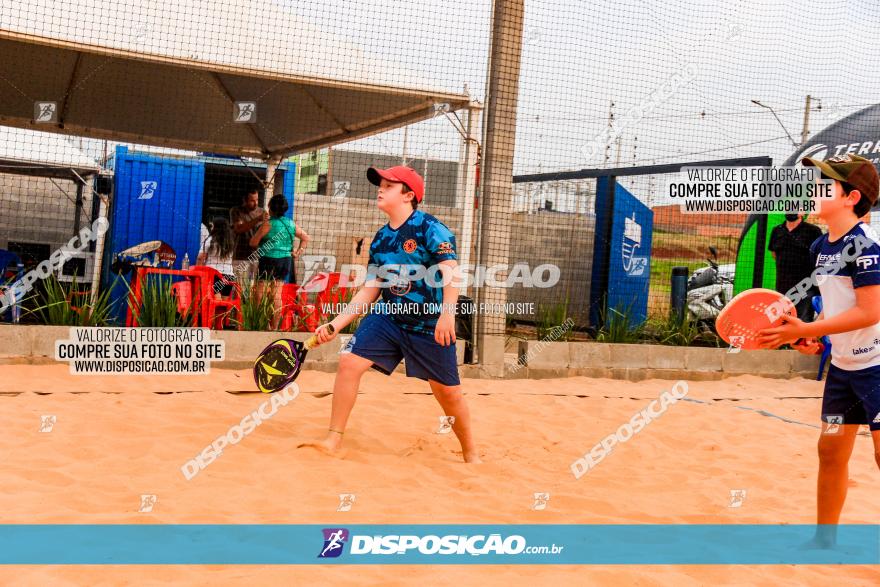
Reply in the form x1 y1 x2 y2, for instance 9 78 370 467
0 325 463 371
507 210 595 325
508 340 820 381
291 196 595 326
0 325 820 383
325 150 460 208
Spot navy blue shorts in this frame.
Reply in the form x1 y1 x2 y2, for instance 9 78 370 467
822 363 880 430
258 256 291 281
345 313 460 386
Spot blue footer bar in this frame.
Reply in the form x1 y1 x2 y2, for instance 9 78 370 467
0 525 877 564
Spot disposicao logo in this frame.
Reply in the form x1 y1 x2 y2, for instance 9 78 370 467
318 528 349 558
313 530 567 559
622 213 646 276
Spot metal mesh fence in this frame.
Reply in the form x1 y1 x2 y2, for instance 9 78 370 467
2 0 880 356
0 0 491 333
501 0 880 342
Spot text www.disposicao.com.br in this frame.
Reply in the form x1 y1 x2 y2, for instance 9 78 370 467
72 360 207 373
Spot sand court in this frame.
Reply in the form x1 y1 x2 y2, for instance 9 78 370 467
0 365 878 584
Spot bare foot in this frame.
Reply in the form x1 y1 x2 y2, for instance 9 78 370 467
799 527 838 550
297 434 343 455
463 447 483 464
296 440 333 454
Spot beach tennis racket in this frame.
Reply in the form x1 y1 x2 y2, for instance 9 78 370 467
715 288 796 350
253 324 334 393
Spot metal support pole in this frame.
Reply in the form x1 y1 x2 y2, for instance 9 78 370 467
457 105 482 276
264 155 282 207
474 0 525 371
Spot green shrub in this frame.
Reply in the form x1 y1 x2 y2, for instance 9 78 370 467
536 298 572 341
127 275 194 327
31 275 115 327
235 278 275 331
643 313 722 347
595 303 644 344
338 287 363 334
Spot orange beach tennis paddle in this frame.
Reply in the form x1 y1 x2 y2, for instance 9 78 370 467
715 288 796 350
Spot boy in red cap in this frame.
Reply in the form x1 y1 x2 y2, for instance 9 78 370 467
304 165 481 463
759 154 880 546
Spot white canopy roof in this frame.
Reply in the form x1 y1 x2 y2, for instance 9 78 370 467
0 0 470 158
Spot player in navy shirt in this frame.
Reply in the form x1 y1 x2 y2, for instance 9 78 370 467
805 222 880 369
759 154 880 546
301 165 481 463
367 209 458 334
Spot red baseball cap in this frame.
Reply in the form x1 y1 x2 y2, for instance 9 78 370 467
366 165 425 203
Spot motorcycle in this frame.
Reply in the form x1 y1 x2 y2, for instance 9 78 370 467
686 246 735 326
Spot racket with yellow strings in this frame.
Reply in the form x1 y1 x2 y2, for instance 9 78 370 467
253 324 334 393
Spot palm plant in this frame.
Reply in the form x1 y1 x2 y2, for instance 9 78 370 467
31 274 115 327
536 298 572 340
127 275 194 327
235 277 276 331
595 302 645 344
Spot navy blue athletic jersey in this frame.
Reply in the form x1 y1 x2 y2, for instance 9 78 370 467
367 210 457 335
810 221 880 370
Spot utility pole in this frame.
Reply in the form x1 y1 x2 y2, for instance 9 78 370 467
402 126 409 164
615 135 622 167
604 100 614 167
801 95 812 146
326 147 333 197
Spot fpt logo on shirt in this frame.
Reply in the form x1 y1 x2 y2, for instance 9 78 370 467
856 255 879 270
436 241 454 255
402 239 417 254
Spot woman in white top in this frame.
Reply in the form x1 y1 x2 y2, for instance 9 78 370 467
197 217 235 298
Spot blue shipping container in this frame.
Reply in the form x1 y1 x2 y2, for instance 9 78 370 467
110 146 206 266
104 146 295 324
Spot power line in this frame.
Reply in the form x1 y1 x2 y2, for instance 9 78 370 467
523 102 879 123
561 136 791 172
513 135 791 177
619 135 791 166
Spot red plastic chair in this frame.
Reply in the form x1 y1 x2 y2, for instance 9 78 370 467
170 281 193 316
279 283 317 332
189 265 242 329
127 267 201 326
300 272 354 326
65 288 93 320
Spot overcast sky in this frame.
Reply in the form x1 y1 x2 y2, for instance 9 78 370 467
278 0 880 205
14 0 880 206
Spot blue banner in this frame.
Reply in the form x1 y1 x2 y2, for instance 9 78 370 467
607 183 653 324
0 525 877 565
590 178 654 327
